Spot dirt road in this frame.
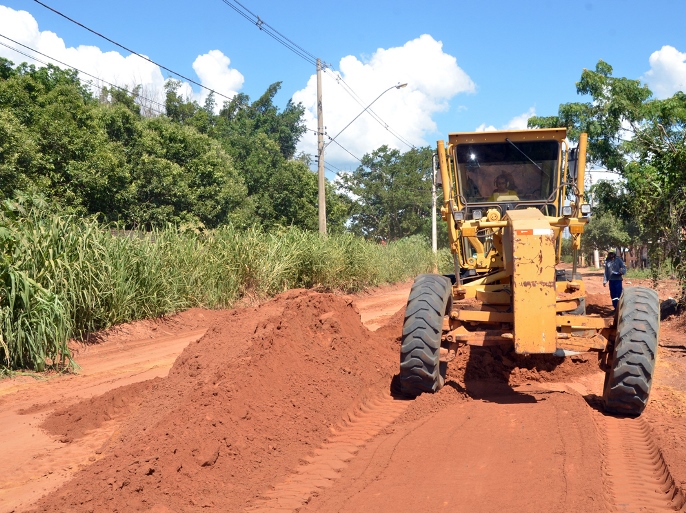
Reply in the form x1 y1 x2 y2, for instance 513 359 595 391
1 275 685 513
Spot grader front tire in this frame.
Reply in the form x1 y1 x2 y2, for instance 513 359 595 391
399 274 452 397
602 287 660 416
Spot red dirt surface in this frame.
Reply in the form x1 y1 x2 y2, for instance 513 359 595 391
27 291 402 513
0 309 217 513
1 271 685 513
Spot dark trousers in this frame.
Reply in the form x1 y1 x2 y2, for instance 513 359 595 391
609 280 623 309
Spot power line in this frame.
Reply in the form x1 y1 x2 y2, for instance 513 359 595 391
215 0 413 152
39 0 413 156
0 38 166 116
322 160 344 173
219 0 320 67
323 69 415 150
0 33 167 115
327 137 362 162
31 0 235 102
305 128 361 163
324 164 339 176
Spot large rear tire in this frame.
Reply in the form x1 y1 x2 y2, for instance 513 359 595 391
602 287 660 415
399 274 452 397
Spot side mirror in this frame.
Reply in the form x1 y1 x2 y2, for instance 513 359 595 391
432 154 442 186
568 147 578 181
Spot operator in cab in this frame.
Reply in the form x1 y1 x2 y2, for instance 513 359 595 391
487 173 519 201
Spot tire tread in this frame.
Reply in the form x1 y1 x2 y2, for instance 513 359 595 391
399 274 451 397
603 287 659 415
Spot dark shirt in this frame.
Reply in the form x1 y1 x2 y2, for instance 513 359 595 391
603 257 626 284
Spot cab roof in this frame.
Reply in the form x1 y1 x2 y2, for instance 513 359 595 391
447 128 567 145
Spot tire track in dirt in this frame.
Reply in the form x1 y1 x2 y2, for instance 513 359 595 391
246 389 409 513
596 412 686 512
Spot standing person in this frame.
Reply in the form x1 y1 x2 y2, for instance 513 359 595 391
603 251 627 310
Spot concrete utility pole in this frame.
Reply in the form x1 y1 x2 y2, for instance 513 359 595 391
316 58 326 235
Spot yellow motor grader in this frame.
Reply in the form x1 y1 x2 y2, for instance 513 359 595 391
399 128 659 415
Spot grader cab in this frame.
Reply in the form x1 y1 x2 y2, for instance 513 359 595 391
399 128 660 416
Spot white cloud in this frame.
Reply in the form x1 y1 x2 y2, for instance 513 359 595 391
642 45 686 99
0 5 242 113
293 34 475 165
474 123 496 132
475 107 536 132
192 50 244 107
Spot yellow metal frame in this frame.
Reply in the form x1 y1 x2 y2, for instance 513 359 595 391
438 128 589 272
436 129 608 354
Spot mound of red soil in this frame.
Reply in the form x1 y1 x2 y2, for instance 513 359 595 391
32 291 400 513
42 380 154 443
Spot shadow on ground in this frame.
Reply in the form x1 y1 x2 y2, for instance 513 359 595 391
389 345 589 405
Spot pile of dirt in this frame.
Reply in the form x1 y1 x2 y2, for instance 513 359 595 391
42 380 154 443
32 291 400 513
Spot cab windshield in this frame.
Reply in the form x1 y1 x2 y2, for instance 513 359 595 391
454 140 560 205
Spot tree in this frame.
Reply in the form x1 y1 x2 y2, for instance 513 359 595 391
338 145 433 241
164 80 198 124
0 61 252 227
0 58 341 232
212 84 345 231
581 212 630 254
529 61 686 290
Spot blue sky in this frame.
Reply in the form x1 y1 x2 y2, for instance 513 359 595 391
1 0 685 176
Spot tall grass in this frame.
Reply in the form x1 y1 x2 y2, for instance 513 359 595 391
0 198 435 371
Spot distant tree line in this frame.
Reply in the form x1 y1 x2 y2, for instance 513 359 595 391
0 58 353 231
0 58 443 242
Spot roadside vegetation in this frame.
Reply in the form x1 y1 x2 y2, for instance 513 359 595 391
529 60 686 294
0 196 435 371
0 58 442 371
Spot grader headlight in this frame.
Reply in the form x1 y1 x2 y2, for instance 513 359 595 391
561 205 573 217
580 203 591 216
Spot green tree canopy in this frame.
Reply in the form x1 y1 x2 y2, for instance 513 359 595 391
0 58 349 232
529 60 686 287
581 211 630 254
338 145 434 242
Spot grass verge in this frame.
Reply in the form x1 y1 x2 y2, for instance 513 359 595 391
1 197 435 371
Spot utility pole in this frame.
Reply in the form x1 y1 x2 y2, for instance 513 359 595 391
316 58 326 235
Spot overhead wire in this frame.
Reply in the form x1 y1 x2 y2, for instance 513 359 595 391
31 0 236 103
219 0 320 67
326 137 362 163
322 69 415 150
0 35 289 121
0 37 166 116
0 36 368 171
322 160 344 173
304 128 362 163
216 0 415 152
30 0 416 164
